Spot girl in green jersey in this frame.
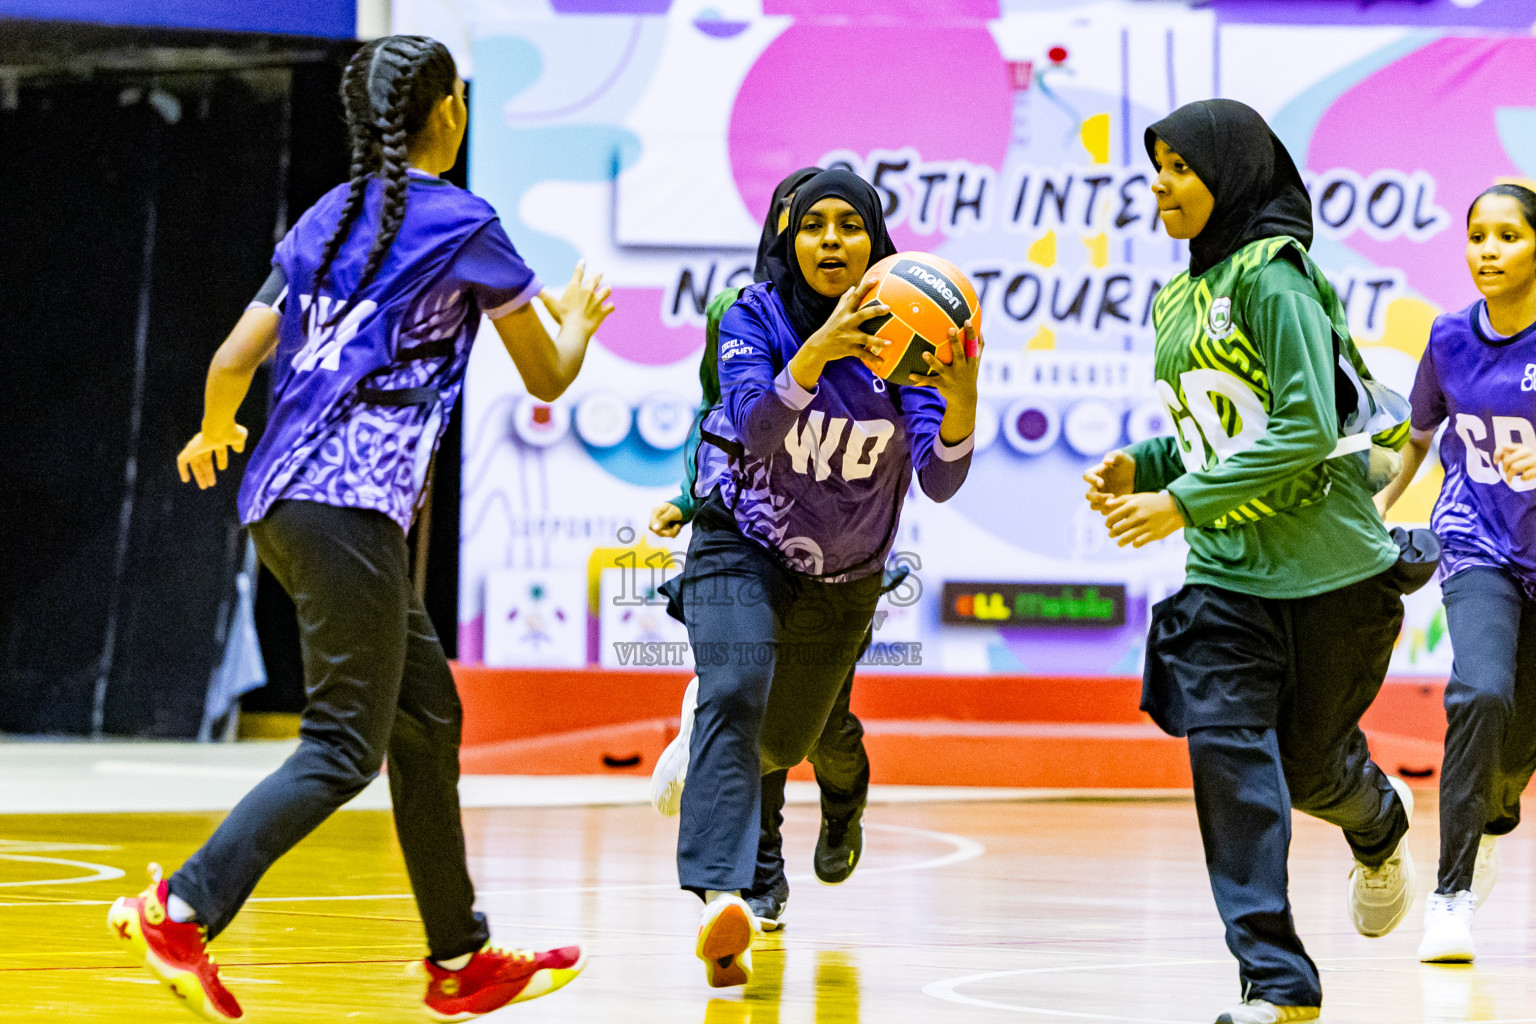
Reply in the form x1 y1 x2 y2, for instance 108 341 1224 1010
1085 99 1436 1024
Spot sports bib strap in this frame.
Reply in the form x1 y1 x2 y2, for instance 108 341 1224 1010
1327 433 1374 459
357 386 440 407
701 427 745 462
396 339 455 362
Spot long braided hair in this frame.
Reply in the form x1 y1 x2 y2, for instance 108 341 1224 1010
310 35 458 329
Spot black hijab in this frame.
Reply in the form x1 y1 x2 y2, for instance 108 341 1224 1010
1145 98 1313 277
754 167 822 283
761 168 898 340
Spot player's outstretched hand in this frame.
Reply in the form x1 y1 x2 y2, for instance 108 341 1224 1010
1495 442 1536 484
540 260 615 337
1084 451 1135 514
1103 491 1185 548
177 422 248 490
650 501 685 538
909 319 983 409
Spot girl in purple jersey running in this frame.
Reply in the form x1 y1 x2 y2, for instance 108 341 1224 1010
106 36 611 1022
649 167 880 937
1378 184 1536 963
655 170 981 988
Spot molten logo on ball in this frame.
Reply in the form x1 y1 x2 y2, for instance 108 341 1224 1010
904 264 966 315
858 252 979 383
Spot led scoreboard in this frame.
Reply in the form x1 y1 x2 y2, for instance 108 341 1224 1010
941 582 1127 628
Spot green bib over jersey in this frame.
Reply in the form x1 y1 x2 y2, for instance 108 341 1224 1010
1131 236 1404 599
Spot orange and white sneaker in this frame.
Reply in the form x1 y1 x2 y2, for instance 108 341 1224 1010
423 944 585 1020
696 894 758 988
106 864 242 1021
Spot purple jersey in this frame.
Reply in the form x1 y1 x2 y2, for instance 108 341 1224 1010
693 282 972 580
239 171 538 532
1410 300 1536 587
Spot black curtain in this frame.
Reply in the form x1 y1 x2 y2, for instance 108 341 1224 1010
0 26 356 736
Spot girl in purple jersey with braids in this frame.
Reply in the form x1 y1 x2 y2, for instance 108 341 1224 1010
1378 184 1536 964
106 36 611 1021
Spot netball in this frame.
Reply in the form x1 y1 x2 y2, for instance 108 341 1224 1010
857 252 979 381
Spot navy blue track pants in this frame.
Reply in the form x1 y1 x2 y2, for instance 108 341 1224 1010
1436 566 1536 893
670 504 879 895
1145 565 1413 1007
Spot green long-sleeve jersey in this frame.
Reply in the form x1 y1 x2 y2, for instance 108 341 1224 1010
1126 236 1398 599
666 286 737 522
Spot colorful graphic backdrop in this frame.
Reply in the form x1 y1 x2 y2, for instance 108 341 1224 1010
391 0 1536 675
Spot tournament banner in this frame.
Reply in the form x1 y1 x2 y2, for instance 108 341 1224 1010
391 0 1536 676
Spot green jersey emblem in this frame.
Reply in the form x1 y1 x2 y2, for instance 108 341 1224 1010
1207 296 1234 340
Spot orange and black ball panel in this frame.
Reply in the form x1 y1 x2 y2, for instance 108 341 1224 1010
857 252 979 381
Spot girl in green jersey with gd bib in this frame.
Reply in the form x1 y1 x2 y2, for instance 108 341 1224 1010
1085 99 1437 1024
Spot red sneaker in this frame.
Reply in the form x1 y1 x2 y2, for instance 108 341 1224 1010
422 944 585 1020
106 864 243 1021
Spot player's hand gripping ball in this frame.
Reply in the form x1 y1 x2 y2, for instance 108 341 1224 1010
857 253 981 381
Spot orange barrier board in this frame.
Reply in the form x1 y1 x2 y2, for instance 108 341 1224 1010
450 665 1450 788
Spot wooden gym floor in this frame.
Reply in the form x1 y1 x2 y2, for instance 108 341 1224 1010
3 788 1535 1023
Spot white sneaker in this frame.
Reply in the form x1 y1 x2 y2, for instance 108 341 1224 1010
1348 775 1417 937
1214 999 1320 1023
1418 890 1477 963
1472 834 1498 907
650 677 698 816
696 893 759 988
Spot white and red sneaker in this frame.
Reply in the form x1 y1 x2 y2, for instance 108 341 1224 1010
106 865 243 1021
423 944 585 1020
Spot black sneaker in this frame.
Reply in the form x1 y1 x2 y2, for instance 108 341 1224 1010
814 806 863 885
744 876 789 931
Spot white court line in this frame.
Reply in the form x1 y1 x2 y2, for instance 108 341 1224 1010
0 854 125 888
922 961 1219 1023
923 959 1536 1024
0 820 983 908
91 759 271 780
854 823 986 876
0 841 121 853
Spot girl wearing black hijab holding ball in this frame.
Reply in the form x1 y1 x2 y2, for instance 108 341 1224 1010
650 166 885 938
1084 100 1437 1024
656 169 980 988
